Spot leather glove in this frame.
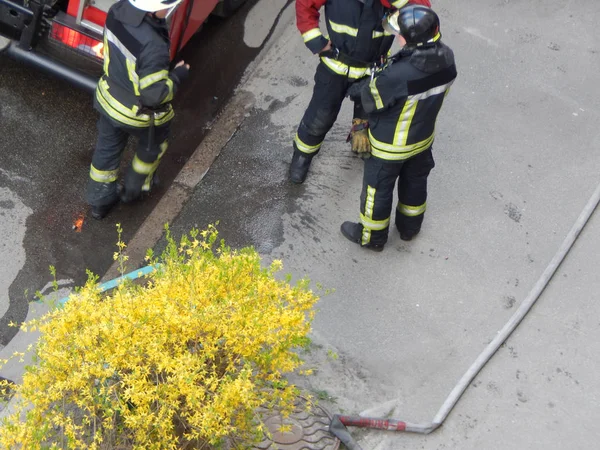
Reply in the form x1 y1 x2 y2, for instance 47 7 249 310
347 119 371 159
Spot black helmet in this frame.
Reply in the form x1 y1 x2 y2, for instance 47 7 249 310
389 6 441 47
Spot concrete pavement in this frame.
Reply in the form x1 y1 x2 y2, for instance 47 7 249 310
158 0 600 448
2 0 599 447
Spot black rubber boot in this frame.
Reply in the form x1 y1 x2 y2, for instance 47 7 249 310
289 149 314 184
340 221 384 252
91 197 119 220
399 230 420 241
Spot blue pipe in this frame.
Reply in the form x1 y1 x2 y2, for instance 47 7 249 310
58 264 159 307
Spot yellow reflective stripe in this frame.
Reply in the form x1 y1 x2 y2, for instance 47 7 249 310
372 29 392 38
154 109 175 126
126 59 140 96
302 28 323 43
141 140 169 191
97 80 174 128
162 78 174 104
361 186 376 245
132 155 155 175
432 32 441 43
397 202 427 217
103 34 110 75
392 0 409 7
369 78 384 110
369 130 434 161
96 85 145 128
329 20 358 37
139 70 169 90
89 165 118 183
360 213 390 231
134 139 168 177
320 57 370 79
294 133 321 154
394 98 418 146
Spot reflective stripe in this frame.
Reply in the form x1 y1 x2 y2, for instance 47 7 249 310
397 202 427 217
394 98 418 146
96 85 145 128
126 58 140 96
89 165 118 183
329 20 358 37
369 78 384 110
294 133 321 154
302 28 323 43
372 29 393 39
361 186 377 245
320 57 370 79
140 140 168 190
105 28 137 64
360 213 390 230
392 82 455 145
132 155 155 175
103 34 110 75
410 81 454 101
392 0 409 7
369 131 434 161
140 70 169 90
97 80 174 128
163 78 174 104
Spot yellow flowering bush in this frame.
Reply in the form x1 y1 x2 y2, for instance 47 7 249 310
0 226 317 449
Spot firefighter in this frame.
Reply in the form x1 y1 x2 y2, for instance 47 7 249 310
340 5 457 251
86 0 190 220
290 0 432 184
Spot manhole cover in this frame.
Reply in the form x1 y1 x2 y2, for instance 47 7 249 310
253 396 340 450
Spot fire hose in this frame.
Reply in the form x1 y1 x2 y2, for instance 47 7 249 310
330 180 600 449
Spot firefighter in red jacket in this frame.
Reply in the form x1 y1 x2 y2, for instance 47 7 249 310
290 0 432 184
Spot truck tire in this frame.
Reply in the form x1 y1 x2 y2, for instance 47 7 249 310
212 0 247 18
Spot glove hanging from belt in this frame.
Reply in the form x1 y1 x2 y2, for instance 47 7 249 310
347 118 371 159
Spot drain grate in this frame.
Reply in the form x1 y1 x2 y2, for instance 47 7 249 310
253 396 340 450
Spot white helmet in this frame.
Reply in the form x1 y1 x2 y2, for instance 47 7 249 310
128 0 184 13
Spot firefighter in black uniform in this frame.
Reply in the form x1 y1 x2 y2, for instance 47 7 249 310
341 5 457 251
291 0 432 184
86 0 190 219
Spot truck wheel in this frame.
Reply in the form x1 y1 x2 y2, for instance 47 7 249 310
212 0 247 18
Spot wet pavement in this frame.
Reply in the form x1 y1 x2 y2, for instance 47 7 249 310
156 0 600 448
0 0 293 348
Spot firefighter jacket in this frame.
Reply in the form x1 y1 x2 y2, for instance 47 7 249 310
296 0 432 79
360 41 457 161
94 0 184 128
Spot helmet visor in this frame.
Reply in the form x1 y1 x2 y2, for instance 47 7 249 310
382 10 401 36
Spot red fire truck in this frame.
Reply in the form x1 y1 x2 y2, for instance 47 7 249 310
0 0 245 92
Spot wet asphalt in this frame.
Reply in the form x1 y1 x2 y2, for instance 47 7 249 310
0 0 272 347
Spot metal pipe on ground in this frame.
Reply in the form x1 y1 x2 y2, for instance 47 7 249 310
330 180 600 448
3 41 98 93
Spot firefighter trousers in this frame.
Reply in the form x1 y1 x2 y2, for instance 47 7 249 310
86 115 170 207
294 62 367 156
359 148 435 246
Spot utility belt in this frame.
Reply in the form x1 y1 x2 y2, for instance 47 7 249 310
321 46 381 69
137 103 171 148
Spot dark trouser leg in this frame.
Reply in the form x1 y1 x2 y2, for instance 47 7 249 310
293 62 349 157
396 148 435 238
359 157 403 246
86 115 128 207
122 121 170 202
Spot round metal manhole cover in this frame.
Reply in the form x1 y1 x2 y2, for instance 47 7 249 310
253 396 340 450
